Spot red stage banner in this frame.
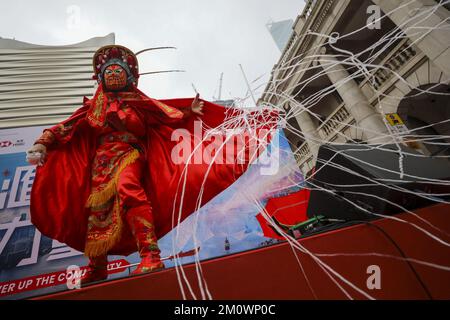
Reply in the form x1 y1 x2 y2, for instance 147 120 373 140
0 259 128 297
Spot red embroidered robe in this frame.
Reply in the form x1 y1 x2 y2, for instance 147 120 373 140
31 84 276 256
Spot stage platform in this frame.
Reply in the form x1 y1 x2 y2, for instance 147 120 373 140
33 204 450 300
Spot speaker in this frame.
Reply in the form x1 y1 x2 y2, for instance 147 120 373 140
306 144 450 221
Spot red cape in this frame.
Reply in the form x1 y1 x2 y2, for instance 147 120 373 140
30 89 276 255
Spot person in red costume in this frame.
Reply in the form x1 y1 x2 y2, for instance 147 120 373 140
27 45 275 285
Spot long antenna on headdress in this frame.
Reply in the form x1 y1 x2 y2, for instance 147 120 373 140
191 83 199 94
135 46 177 55
139 69 185 76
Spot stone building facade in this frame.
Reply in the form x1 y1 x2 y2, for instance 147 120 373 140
259 0 450 175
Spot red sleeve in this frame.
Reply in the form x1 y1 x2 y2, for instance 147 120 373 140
34 130 56 147
34 102 89 148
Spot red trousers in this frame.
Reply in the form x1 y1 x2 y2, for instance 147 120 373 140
118 154 160 257
85 148 160 258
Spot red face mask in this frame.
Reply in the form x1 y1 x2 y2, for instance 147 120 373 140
103 65 128 91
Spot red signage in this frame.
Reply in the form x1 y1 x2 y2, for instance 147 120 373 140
0 141 12 148
0 259 129 297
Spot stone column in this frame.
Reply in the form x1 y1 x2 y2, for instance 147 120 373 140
294 108 322 158
372 0 450 78
319 54 391 144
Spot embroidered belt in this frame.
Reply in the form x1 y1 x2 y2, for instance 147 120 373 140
99 132 139 145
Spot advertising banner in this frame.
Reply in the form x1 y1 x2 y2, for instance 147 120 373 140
0 125 304 299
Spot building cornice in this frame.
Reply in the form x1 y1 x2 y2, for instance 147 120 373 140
0 33 115 49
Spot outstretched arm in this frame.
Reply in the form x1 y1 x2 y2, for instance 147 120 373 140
190 93 205 116
27 103 89 165
149 93 205 126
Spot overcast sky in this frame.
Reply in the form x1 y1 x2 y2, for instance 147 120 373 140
1 0 304 102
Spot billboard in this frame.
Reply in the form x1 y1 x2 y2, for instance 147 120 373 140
0 125 304 299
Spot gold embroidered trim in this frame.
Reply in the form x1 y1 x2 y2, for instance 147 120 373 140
84 197 123 258
87 90 106 127
85 149 140 208
152 99 184 118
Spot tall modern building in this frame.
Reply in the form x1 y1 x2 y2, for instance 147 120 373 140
0 33 115 128
266 19 294 52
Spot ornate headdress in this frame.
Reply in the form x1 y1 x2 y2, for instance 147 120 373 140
92 45 139 86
